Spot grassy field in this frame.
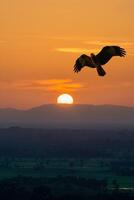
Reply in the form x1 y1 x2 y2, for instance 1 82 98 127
0 158 134 189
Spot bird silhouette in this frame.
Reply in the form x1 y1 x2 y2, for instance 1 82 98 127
73 46 126 76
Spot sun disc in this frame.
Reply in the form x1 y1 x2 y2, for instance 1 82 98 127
57 94 74 104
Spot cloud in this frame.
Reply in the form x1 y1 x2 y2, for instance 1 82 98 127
55 39 134 55
0 79 83 93
91 81 134 90
85 40 134 46
22 79 83 92
55 48 98 54
84 40 134 55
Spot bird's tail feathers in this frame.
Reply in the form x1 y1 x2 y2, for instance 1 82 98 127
96 66 106 76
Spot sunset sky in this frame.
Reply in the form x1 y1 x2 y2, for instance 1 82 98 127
0 0 134 108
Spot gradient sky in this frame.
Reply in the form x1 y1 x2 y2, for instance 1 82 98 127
0 0 134 108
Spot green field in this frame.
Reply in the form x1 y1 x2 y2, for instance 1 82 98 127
0 158 134 189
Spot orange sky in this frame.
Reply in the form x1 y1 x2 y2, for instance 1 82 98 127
0 0 134 108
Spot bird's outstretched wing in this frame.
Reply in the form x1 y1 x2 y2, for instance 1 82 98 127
73 54 90 73
95 46 126 65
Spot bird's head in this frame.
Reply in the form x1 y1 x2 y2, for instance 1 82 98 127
90 53 95 57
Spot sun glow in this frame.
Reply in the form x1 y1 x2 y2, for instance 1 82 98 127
57 94 74 104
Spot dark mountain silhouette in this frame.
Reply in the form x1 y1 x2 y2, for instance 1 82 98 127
0 104 134 128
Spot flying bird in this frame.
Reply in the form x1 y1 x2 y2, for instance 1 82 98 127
73 46 126 76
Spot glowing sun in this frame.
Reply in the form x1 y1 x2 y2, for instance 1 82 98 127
57 94 74 104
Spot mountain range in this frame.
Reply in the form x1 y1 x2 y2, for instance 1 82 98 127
0 104 134 129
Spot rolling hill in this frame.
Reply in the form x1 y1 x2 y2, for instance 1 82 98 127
0 104 133 128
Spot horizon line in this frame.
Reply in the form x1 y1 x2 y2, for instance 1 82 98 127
0 103 134 111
